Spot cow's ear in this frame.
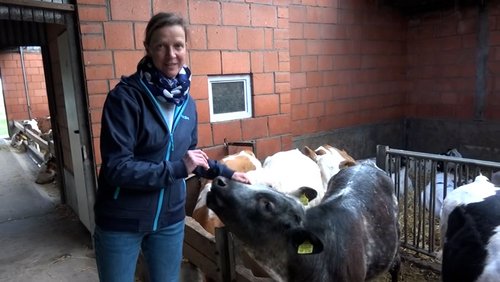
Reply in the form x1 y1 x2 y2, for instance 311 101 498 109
302 146 317 160
290 186 318 206
288 229 323 255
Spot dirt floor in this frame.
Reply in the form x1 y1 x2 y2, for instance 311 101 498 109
376 260 441 282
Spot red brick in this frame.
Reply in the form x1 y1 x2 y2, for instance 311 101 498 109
188 25 207 50
114 51 144 77
308 102 325 118
253 73 274 94
83 51 112 66
82 34 105 50
242 117 268 140
255 137 281 160
189 0 221 25
306 72 323 87
281 135 293 151
268 114 290 135
85 65 114 80
212 121 242 144
110 0 150 21
254 94 279 116
264 29 273 49
78 6 108 21
289 6 307 23
238 28 265 50
222 2 250 26
152 0 188 19
291 104 308 120
190 51 222 75
251 4 277 27
88 93 107 109
277 7 289 19
275 72 290 83
222 52 250 74
251 52 264 73
301 56 318 72
87 80 110 95
104 22 135 49
263 51 279 72
134 22 147 49
195 99 210 123
187 76 207 101
290 73 306 88
289 40 306 56
275 82 290 93
207 26 237 50
278 18 289 29
197 123 213 147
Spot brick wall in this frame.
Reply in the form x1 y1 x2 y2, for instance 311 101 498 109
0 49 49 121
77 0 500 168
289 0 407 138
407 4 500 120
78 0 292 164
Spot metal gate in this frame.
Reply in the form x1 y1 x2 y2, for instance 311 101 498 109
376 145 500 268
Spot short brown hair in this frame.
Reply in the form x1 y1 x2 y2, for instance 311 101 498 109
144 13 187 48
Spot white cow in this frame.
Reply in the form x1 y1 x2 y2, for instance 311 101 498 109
440 174 500 282
247 149 324 207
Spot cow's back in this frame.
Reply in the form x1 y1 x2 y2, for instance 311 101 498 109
289 164 399 281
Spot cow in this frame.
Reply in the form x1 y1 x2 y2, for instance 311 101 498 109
421 172 457 218
192 150 262 235
440 174 500 282
246 148 323 207
206 163 400 282
302 144 357 191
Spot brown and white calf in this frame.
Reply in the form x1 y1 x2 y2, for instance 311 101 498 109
302 144 357 191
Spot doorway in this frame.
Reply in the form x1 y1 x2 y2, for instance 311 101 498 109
0 3 96 232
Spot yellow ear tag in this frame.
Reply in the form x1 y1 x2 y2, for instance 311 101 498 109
299 193 309 206
297 240 314 254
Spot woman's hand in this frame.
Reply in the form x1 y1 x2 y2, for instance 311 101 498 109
231 172 251 184
183 149 210 173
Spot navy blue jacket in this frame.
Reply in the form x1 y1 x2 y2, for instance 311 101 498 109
95 72 233 232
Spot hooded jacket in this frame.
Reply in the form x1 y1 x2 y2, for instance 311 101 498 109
94 71 233 232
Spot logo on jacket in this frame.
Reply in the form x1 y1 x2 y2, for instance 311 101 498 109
181 115 190 120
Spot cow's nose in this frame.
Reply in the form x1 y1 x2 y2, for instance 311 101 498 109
214 177 228 188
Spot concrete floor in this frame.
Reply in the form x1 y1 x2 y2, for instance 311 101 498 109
0 138 98 282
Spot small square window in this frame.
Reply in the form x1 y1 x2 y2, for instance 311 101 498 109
208 75 252 122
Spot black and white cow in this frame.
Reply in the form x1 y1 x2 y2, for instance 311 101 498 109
440 174 500 282
207 163 400 282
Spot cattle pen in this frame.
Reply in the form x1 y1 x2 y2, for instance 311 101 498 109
376 145 500 272
180 144 500 281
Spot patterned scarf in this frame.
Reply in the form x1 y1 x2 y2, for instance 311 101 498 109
137 56 191 105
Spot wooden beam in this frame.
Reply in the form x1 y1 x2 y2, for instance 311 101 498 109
0 0 74 12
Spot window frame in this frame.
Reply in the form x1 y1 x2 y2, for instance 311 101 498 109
207 74 252 123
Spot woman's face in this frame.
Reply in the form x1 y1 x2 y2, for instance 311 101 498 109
146 25 186 78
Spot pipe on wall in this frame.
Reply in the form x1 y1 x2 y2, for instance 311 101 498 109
19 46 32 120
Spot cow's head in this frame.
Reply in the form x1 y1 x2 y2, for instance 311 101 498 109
207 177 315 247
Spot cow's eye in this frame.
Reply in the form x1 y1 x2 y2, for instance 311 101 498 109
258 198 274 213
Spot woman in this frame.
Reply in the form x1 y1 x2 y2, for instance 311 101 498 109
94 12 250 282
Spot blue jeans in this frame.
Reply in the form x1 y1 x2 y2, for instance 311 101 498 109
94 220 185 282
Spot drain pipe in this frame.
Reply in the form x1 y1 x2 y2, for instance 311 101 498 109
19 46 32 120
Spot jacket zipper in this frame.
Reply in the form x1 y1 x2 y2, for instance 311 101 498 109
142 79 190 231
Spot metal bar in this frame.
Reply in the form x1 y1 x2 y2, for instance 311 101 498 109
0 0 74 11
385 148 500 169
